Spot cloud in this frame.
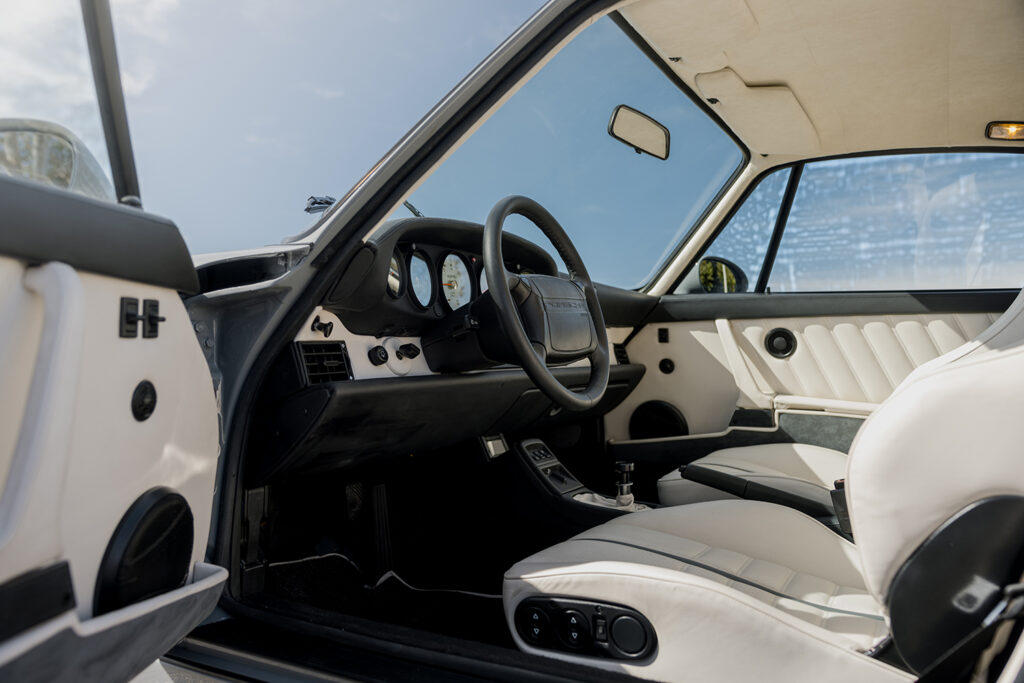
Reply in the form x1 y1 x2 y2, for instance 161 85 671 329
299 82 345 100
244 134 299 155
110 0 180 43
0 0 108 170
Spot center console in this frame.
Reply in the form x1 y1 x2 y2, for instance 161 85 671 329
517 438 651 514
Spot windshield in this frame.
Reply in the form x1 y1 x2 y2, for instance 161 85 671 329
402 16 744 289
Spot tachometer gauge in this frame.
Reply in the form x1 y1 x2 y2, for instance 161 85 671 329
441 253 472 310
479 268 488 294
386 253 402 297
409 252 433 308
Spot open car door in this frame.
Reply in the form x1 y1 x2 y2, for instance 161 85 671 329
0 2 225 681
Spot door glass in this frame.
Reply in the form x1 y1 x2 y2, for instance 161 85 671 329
768 153 1024 291
676 167 791 292
0 0 114 201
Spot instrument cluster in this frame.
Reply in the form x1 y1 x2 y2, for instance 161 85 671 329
385 243 534 314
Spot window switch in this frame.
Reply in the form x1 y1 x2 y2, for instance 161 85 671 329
658 327 669 343
594 616 608 642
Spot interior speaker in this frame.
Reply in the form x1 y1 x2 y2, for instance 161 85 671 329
629 401 688 440
765 328 797 358
94 487 193 616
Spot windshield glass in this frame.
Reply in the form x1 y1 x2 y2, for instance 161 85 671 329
402 16 744 288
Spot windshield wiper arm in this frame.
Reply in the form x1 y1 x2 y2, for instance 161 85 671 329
304 195 336 214
403 200 425 218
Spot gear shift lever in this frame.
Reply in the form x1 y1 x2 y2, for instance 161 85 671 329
615 461 635 507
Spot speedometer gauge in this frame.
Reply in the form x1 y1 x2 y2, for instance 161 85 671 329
441 254 472 310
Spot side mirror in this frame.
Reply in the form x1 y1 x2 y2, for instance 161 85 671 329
607 105 670 160
698 256 748 293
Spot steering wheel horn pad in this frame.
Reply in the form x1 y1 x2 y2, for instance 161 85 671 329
483 195 610 411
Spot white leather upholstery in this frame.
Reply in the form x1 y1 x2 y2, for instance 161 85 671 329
731 314 998 405
603 312 998 440
849 289 1024 602
658 443 847 507
507 290 1024 679
504 501 909 682
660 301 1017 508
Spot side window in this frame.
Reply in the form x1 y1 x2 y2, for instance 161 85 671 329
676 167 791 293
768 153 1024 291
0 0 114 202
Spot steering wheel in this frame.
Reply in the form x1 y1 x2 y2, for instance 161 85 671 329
483 195 610 411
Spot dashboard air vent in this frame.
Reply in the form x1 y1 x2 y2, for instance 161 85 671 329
298 341 352 384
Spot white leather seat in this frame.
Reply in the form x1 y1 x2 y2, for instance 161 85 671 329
659 290 1024 509
504 288 1024 681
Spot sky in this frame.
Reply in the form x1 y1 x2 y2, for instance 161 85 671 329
0 0 546 252
0 0 743 289
108 0 548 253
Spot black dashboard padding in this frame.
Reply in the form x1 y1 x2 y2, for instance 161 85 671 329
594 284 658 327
325 218 558 337
250 364 644 482
325 245 377 311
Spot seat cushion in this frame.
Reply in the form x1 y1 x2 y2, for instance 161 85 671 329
505 500 906 682
659 443 847 508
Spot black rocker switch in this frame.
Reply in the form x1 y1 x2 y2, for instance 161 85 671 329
368 345 389 366
142 299 165 338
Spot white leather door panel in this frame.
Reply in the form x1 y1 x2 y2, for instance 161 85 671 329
731 314 998 405
605 312 999 441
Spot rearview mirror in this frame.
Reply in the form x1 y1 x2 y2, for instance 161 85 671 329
607 105 670 160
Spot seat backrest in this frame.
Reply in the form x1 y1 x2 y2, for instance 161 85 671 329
846 287 1024 664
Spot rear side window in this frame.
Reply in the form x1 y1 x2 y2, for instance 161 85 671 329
768 153 1024 291
0 1 114 201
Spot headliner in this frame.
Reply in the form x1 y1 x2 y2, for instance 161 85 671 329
620 0 1024 160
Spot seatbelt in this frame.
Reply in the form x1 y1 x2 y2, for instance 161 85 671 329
916 583 1024 682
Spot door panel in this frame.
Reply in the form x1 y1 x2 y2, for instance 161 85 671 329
605 303 1006 442
730 312 998 405
0 181 224 681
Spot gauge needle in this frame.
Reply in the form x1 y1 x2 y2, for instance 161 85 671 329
442 282 456 288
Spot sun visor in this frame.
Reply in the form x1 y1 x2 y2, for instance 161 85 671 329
620 0 758 70
696 68 821 155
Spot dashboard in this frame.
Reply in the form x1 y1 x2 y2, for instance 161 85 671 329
248 216 650 482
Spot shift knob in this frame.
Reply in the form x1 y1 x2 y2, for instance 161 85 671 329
615 461 635 506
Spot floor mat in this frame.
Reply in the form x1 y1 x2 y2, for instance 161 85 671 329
266 554 515 647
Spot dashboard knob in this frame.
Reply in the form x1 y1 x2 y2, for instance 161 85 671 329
368 345 389 366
